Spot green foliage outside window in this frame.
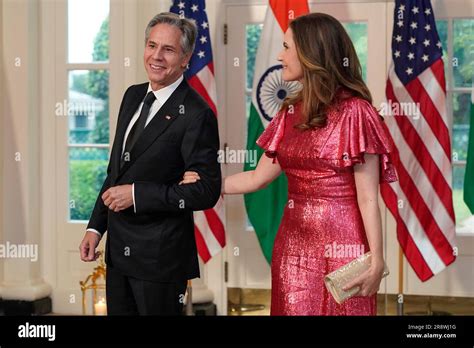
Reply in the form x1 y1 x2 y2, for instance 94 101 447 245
70 15 110 221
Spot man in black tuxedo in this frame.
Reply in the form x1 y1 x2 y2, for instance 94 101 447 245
79 13 221 315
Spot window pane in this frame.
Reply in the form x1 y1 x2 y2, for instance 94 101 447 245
452 92 471 162
435 20 449 82
453 165 472 224
68 70 109 144
69 147 109 221
68 0 109 63
343 22 368 82
451 91 472 225
246 24 263 89
453 19 473 88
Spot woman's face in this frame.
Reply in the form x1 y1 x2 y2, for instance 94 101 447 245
278 28 303 81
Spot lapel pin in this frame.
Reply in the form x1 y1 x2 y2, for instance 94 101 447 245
165 115 171 120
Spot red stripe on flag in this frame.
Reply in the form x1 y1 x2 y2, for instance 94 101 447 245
194 225 211 263
386 139 455 266
380 183 435 281
430 59 447 94
204 209 226 247
404 71 451 159
188 74 217 116
386 81 455 218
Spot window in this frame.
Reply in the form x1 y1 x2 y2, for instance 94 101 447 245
246 23 263 123
342 22 368 82
437 18 473 226
67 0 110 221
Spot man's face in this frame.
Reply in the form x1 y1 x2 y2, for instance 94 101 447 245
144 23 191 90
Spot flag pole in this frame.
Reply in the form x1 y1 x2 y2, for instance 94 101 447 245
397 246 404 315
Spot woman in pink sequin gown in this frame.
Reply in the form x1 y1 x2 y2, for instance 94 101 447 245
182 13 397 315
256 95 396 315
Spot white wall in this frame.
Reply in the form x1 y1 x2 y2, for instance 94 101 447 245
0 0 51 301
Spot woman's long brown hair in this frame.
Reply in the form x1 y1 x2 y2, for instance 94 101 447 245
283 13 373 129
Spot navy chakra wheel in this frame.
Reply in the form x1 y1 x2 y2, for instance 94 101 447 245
256 64 300 122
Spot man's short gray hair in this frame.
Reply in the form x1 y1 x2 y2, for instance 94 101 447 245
145 12 197 56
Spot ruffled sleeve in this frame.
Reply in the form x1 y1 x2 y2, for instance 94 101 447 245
320 98 398 183
256 109 286 161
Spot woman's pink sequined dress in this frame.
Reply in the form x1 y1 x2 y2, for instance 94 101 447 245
256 91 397 316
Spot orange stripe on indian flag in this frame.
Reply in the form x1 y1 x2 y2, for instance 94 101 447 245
269 0 309 33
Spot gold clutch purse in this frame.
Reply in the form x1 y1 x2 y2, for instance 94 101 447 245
324 252 389 304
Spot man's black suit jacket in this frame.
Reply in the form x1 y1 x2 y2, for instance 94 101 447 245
87 78 221 282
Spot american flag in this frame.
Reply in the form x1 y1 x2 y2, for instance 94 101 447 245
381 0 457 281
170 0 226 262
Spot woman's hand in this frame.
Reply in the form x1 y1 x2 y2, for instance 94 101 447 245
179 171 201 185
342 262 385 297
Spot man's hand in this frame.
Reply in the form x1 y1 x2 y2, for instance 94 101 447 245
102 184 133 212
79 231 101 262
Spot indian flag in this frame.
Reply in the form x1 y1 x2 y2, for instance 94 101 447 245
244 0 309 263
464 88 474 214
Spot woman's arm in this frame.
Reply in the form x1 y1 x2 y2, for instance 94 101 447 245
343 154 385 296
354 154 384 266
179 153 282 195
224 154 282 194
